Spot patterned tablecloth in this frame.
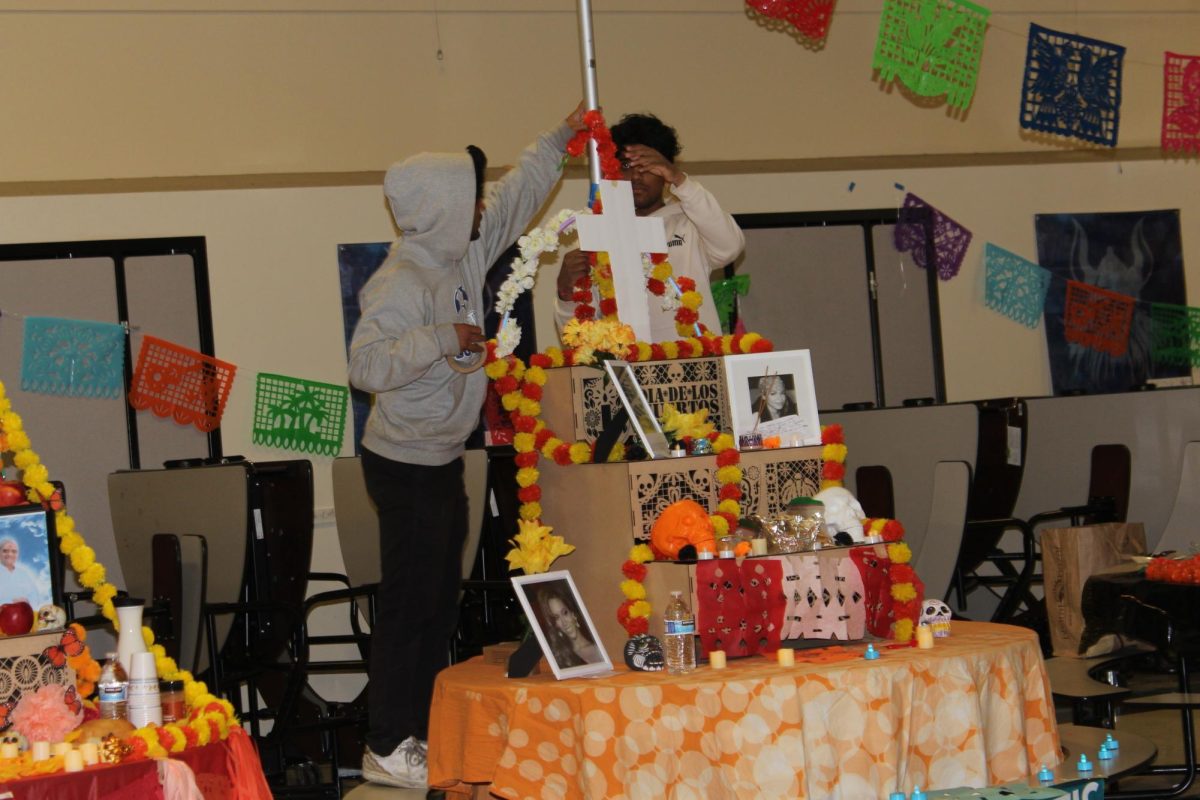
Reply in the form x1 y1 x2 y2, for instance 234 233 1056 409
428 621 1060 800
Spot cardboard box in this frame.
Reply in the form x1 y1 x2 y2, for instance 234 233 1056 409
0 630 78 724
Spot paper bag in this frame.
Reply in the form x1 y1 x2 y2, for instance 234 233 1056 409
1041 522 1146 657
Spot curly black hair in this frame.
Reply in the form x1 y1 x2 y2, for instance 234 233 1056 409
610 113 681 163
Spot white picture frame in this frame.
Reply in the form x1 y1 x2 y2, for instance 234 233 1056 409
511 570 613 680
724 350 822 446
603 359 673 459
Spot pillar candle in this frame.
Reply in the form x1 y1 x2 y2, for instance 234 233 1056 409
80 742 100 765
751 538 769 556
916 624 935 649
63 749 84 773
709 650 727 669
0 743 18 759
776 647 795 667
31 741 50 761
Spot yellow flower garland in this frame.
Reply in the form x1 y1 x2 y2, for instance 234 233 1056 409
0 379 238 771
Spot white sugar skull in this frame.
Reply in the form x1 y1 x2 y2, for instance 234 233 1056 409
36 604 67 632
919 599 952 637
813 487 866 542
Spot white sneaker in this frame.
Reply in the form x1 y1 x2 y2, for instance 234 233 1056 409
362 736 429 789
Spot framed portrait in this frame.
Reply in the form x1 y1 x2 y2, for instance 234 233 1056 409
0 505 60 611
603 360 673 459
511 570 613 679
724 350 821 445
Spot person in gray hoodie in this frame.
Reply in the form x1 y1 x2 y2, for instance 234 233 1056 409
348 102 585 789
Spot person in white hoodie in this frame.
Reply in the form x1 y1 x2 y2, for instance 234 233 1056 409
349 102 585 789
555 113 745 342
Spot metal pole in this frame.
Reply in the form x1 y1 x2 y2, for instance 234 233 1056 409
577 0 601 192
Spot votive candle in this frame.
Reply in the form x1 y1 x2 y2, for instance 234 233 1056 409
916 624 935 649
63 749 84 773
80 742 100 766
31 741 50 762
751 538 769 556
0 742 17 759
776 647 795 667
709 650 727 669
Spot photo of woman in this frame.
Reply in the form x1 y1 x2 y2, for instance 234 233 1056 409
751 373 799 423
534 581 603 667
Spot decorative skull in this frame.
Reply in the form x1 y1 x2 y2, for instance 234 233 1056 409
623 634 665 672
813 487 866 542
36 604 67 632
919 599 953 637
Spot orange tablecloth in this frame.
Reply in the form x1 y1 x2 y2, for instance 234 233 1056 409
428 622 1060 800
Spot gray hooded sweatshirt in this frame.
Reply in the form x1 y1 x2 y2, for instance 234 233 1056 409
348 121 572 466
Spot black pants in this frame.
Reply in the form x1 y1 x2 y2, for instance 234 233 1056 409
361 447 468 754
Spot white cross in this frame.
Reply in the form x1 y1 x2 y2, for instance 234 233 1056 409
575 179 667 342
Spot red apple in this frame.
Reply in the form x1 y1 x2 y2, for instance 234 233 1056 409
0 483 24 508
0 602 34 636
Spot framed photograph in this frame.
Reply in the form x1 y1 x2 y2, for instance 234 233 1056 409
0 505 60 611
603 360 673 459
725 350 821 445
511 570 613 679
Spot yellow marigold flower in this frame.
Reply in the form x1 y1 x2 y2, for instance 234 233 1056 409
515 467 540 488
651 262 672 281
58 531 84 555
518 397 540 418
165 724 189 753
142 625 156 648
606 442 626 462
518 501 542 521
891 581 917 603
620 579 647 600
190 717 212 746
79 563 106 589
568 442 592 464
685 337 704 356
184 680 209 706
545 347 565 367
100 599 116 622
887 542 912 564
721 335 735 354
893 618 914 642
22 464 49 488
718 499 740 516
92 582 118 605
629 600 652 618
6 430 29 450
0 412 23 432
739 332 762 352
716 466 743 486
822 443 847 463
13 449 39 470
525 365 547 386
712 433 734 453
508 359 526 382
35 482 55 500
661 341 679 359
69 545 96 572
541 437 563 459
632 342 649 361
484 359 509 380
711 515 729 538
501 392 521 412
629 544 655 564
513 432 535 453
680 290 702 311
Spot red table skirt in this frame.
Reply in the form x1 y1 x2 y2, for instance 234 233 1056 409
0 728 272 800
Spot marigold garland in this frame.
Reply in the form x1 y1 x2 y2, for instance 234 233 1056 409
0 378 238 775
862 517 921 642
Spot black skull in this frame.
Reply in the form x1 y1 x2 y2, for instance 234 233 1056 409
624 634 665 672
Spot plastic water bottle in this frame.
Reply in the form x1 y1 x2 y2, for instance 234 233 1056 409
97 652 128 720
663 591 696 675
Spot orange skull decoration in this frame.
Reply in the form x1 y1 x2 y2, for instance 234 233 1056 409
650 499 717 559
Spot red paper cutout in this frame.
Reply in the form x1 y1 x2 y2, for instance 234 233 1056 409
1063 279 1136 358
746 0 836 41
849 546 894 639
695 559 751 658
740 558 786 654
1162 51 1200 154
129 335 237 433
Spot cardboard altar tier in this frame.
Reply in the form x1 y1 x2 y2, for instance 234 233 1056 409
538 362 822 659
